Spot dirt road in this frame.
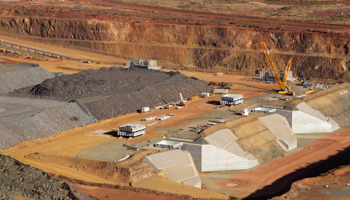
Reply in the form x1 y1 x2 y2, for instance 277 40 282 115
218 127 350 198
78 0 350 32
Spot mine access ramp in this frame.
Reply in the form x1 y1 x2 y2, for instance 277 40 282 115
0 39 80 60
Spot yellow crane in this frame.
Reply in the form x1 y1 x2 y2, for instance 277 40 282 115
282 58 292 87
261 42 295 96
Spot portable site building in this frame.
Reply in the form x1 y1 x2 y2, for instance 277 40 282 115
220 94 243 105
114 123 146 137
153 140 183 149
251 107 276 113
213 89 228 94
156 115 170 120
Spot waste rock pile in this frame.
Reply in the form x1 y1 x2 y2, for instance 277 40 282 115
15 67 213 119
0 96 97 150
0 154 77 199
0 63 54 94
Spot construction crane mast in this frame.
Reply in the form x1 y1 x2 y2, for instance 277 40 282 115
261 42 294 96
261 42 284 90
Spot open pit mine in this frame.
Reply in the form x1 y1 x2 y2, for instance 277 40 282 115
0 0 350 199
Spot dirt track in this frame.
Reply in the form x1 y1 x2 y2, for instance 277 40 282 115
73 184 182 200
53 0 350 32
218 127 350 198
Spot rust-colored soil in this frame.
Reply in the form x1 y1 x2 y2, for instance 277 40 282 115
73 184 183 200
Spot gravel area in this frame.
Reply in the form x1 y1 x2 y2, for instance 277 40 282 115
14 67 213 119
0 97 96 150
0 63 54 94
0 154 73 199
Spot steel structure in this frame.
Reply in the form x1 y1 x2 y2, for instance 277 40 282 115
261 42 294 95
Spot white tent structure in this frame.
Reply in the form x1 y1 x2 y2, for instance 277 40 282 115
276 102 339 134
144 150 201 188
182 129 259 172
258 114 297 151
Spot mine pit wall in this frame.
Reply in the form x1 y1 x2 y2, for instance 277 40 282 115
0 101 97 151
1 17 350 81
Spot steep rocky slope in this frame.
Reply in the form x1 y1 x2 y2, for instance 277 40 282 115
0 154 91 200
0 16 349 81
272 164 350 200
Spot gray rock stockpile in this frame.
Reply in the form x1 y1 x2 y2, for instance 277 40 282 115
0 97 96 150
15 67 213 119
0 63 54 94
0 154 72 199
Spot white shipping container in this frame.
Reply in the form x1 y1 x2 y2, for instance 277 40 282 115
213 89 228 94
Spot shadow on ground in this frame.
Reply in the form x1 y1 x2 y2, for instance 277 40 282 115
243 145 350 200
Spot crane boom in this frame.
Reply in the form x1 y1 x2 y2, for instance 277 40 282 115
260 42 285 90
282 58 292 88
261 42 295 96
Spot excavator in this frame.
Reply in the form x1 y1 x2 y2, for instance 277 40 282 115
261 42 295 96
178 92 186 106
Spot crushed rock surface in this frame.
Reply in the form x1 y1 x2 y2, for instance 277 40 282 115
0 154 75 200
14 67 213 119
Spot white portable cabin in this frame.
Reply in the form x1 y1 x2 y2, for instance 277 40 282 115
153 140 183 149
156 115 170 120
142 107 150 113
200 93 210 98
220 94 243 105
213 89 228 94
114 123 146 137
251 107 276 113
